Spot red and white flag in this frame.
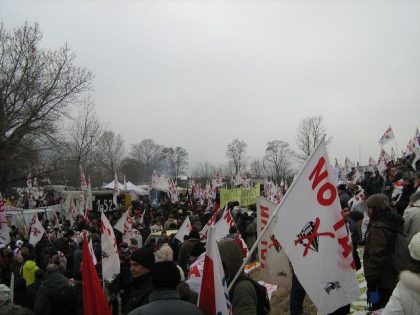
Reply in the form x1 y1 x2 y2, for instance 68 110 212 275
344 156 354 170
198 227 232 315
406 138 415 157
174 216 192 242
101 212 120 282
80 165 88 191
271 137 359 314
377 148 390 174
0 194 10 245
257 197 292 288
82 236 111 315
113 208 134 243
29 213 45 246
88 238 97 265
169 179 179 203
379 126 395 146
212 172 222 188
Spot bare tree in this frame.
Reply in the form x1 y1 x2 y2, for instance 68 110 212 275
190 162 217 182
295 115 331 160
226 139 247 176
249 158 264 179
0 22 93 190
161 146 189 181
264 140 294 183
97 130 125 178
120 157 142 184
130 139 163 181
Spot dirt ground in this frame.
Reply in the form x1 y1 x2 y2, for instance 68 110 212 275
249 268 318 315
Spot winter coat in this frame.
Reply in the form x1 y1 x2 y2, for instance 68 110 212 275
122 272 154 315
403 199 420 239
154 243 173 262
396 183 415 215
244 220 257 250
218 240 257 315
382 271 420 315
363 210 403 291
177 238 200 271
34 272 69 315
127 289 204 315
21 259 39 286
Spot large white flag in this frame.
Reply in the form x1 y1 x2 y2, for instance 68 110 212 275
257 197 292 288
379 126 395 146
0 194 10 245
151 170 170 192
271 138 359 314
29 213 46 246
174 216 192 242
113 208 134 243
101 212 120 282
198 227 232 315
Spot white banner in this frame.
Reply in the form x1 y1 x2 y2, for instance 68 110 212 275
272 138 359 314
101 212 120 282
257 197 292 288
113 209 134 243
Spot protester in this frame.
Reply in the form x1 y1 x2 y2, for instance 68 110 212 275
122 247 155 314
154 236 173 262
21 247 39 286
382 232 420 314
177 231 200 272
0 283 32 315
218 240 258 315
364 194 403 310
127 261 203 315
34 263 69 315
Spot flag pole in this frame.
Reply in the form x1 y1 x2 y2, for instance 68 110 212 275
227 134 327 292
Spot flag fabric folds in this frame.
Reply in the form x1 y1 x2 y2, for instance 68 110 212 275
82 236 111 315
174 216 192 242
271 137 359 314
198 227 232 315
101 212 120 282
29 213 46 246
256 197 292 288
379 126 395 146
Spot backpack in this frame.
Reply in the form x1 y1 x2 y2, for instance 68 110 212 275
230 275 271 315
372 223 413 273
391 230 413 273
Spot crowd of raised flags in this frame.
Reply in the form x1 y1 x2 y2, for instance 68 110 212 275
0 124 419 315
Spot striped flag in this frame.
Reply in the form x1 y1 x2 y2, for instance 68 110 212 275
198 227 232 315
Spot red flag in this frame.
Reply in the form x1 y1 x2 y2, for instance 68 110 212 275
82 237 111 315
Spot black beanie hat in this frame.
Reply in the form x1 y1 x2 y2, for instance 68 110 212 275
130 248 155 269
189 230 200 239
152 261 181 289
190 241 206 257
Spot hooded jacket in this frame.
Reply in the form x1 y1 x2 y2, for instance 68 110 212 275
218 240 257 315
34 272 69 315
403 199 420 239
363 210 404 291
382 271 420 315
22 260 39 286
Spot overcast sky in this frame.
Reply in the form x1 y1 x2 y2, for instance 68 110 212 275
2 0 420 169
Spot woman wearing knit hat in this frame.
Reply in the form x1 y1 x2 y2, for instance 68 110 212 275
382 232 420 314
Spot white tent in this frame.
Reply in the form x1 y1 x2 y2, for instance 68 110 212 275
102 180 149 196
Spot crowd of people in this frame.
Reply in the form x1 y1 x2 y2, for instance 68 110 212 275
0 153 419 315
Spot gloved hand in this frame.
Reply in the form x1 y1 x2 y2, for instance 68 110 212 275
367 290 380 308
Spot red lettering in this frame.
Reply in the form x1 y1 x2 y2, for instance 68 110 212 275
337 236 351 258
333 218 345 231
260 206 269 229
317 182 337 206
308 157 328 190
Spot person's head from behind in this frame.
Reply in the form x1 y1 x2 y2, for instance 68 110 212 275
409 191 420 208
218 240 244 284
366 193 390 218
130 248 155 278
152 261 181 290
408 232 420 274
